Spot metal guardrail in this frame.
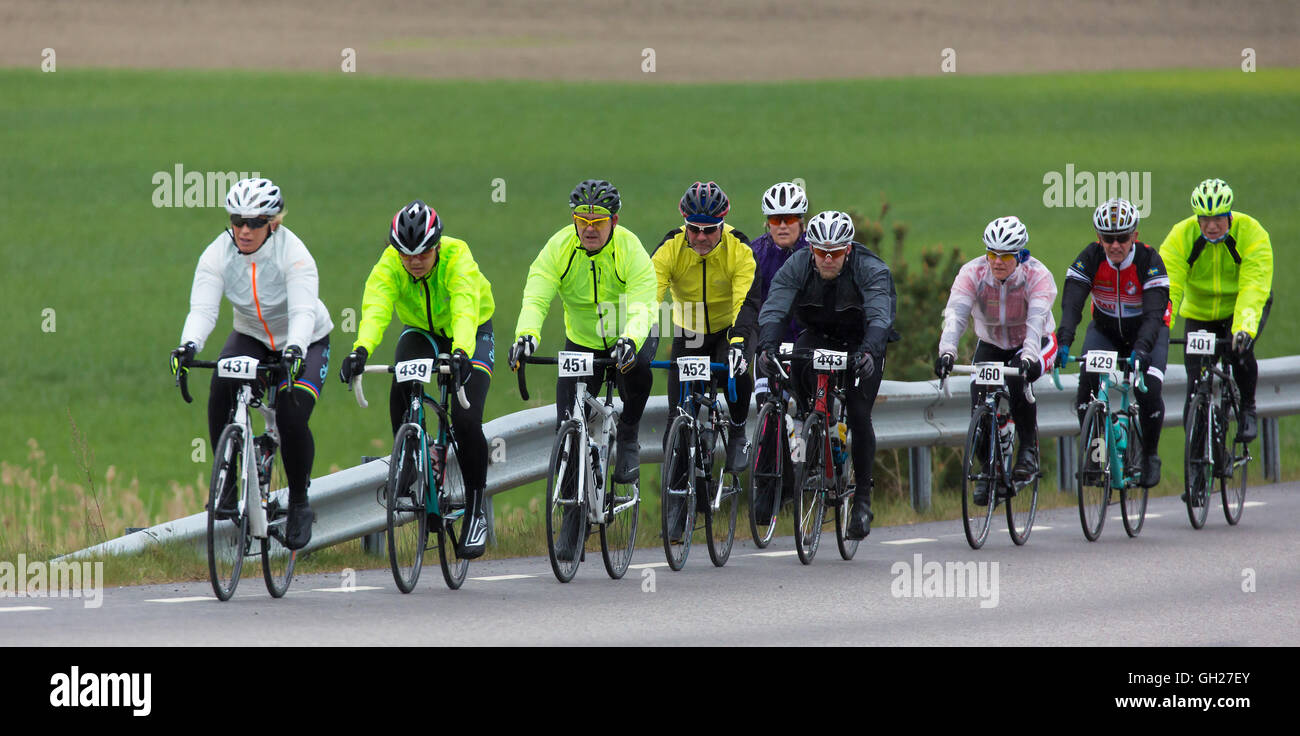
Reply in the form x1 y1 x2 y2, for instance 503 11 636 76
60 356 1300 560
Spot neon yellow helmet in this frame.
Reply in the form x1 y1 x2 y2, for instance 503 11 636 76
1190 178 1233 217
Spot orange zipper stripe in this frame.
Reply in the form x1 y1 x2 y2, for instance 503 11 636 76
251 262 276 350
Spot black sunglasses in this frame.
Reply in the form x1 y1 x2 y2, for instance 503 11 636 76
685 223 722 235
1100 232 1132 244
230 215 271 229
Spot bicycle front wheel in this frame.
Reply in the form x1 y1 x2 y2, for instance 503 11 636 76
436 444 470 590
546 419 586 583
834 428 859 560
1077 402 1111 541
1184 396 1212 530
705 420 740 568
747 402 784 549
386 423 428 593
1006 438 1040 546
1221 397 1247 526
260 446 295 598
1120 412 1148 538
600 416 639 580
961 405 997 550
661 415 696 571
793 414 826 565
208 424 250 602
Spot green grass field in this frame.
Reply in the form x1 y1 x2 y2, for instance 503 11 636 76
3 67 1297 555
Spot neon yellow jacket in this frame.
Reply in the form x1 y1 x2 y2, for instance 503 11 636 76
514 225 658 351
652 225 756 339
1158 212 1273 337
353 238 495 356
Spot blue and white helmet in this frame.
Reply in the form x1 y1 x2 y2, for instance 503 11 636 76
805 211 855 248
224 178 284 217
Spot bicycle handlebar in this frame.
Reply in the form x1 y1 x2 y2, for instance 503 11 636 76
350 360 470 411
174 359 281 405
513 355 619 402
1049 353 1147 394
648 359 737 404
938 363 1036 404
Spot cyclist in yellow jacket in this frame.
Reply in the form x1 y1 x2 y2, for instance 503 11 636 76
1158 179 1273 442
338 200 496 559
652 181 757 473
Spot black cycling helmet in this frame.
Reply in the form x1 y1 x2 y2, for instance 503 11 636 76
679 181 730 223
389 200 443 255
569 179 621 214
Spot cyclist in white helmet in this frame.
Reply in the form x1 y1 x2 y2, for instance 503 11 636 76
170 178 334 550
936 216 1059 503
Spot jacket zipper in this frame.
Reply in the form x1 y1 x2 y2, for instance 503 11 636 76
421 278 434 334
251 261 276 350
591 259 607 349
701 256 711 335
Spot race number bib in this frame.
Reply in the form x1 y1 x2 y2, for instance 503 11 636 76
217 356 259 379
1084 351 1118 373
812 349 848 372
677 356 711 381
779 342 794 356
395 358 435 383
1186 331 1216 356
557 351 594 377
973 362 1005 386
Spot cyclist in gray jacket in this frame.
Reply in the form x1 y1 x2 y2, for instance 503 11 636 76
755 211 896 540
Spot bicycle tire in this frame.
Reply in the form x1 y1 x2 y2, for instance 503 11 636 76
1119 410 1148 538
793 414 826 565
747 401 784 549
260 444 295 598
1006 437 1040 546
436 442 470 590
1184 396 1212 530
834 427 859 560
1221 396 1247 526
661 415 696 571
208 423 249 602
546 419 586 583
1077 402 1111 542
704 420 740 568
386 423 428 593
600 416 639 580
960 405 997 550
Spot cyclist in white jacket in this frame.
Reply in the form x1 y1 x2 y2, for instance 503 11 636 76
169 178 334 550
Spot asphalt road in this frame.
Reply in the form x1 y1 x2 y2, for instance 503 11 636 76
4 483 1297 647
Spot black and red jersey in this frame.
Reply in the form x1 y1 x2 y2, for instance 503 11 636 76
1057 241 1171 352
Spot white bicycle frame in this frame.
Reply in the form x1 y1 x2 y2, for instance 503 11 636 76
226 382 279 540
565 378 640 524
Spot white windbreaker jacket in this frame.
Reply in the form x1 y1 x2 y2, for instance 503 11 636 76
938 255 1058 364
180 225 333 352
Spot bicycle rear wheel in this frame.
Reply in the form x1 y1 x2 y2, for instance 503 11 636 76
260 446 295 598
1184 396 1212 530
834 429 859 560
1006 438 1040 546
661 415 695 571
793 414 826 565
747 402 784 549
208 424 250 602
1221 396 1247 526
386 423 428 593
705 420 740 568
546 419 586 583
436 443 470 590
961 405 997 550
1120 412 1148 538
601 418 639 580
1077 402 1111 542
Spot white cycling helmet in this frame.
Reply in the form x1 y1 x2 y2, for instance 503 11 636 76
982 215 1029 252
761 182 809 216
224 178 284 217
1093 198 1140 235
805 211 855 248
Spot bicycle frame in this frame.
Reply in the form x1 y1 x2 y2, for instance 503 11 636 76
1178 339 1248 479
1055 355 1145 489
651 359 734 512
229 382 278 539
942 363 1035 492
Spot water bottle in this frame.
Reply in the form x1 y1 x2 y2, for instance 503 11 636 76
997 416 1015 467
787 413 803 461
832 422 849 467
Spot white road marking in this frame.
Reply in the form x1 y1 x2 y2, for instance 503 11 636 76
313 586 383 593
470 574 535 582
881 538 936 545
750 550 799 557
145 596 212 603
1243 501 1267 508
0 606 51 612
628 562 670 569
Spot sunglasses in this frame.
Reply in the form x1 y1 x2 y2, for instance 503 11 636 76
573 214 611 229
685 222 722 235
986 251 1017 263
767 214 802 227
230 215 271 229
1099 232 1133 245
812 246 848 260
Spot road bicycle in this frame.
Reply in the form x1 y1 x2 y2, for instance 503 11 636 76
176 357 295 601
351 355 472 591
748 342 796 549
517 353 639 583
767 348 860 564
650 356 741 570
1172 332 1250 529
1054 350 1148 541
940 362 1040 549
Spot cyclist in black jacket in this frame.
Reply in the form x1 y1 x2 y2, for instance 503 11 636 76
1056 199 1171 487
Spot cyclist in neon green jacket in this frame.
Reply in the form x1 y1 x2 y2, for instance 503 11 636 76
338 200 496 559
1158 179 1273 442
507 179 659 485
